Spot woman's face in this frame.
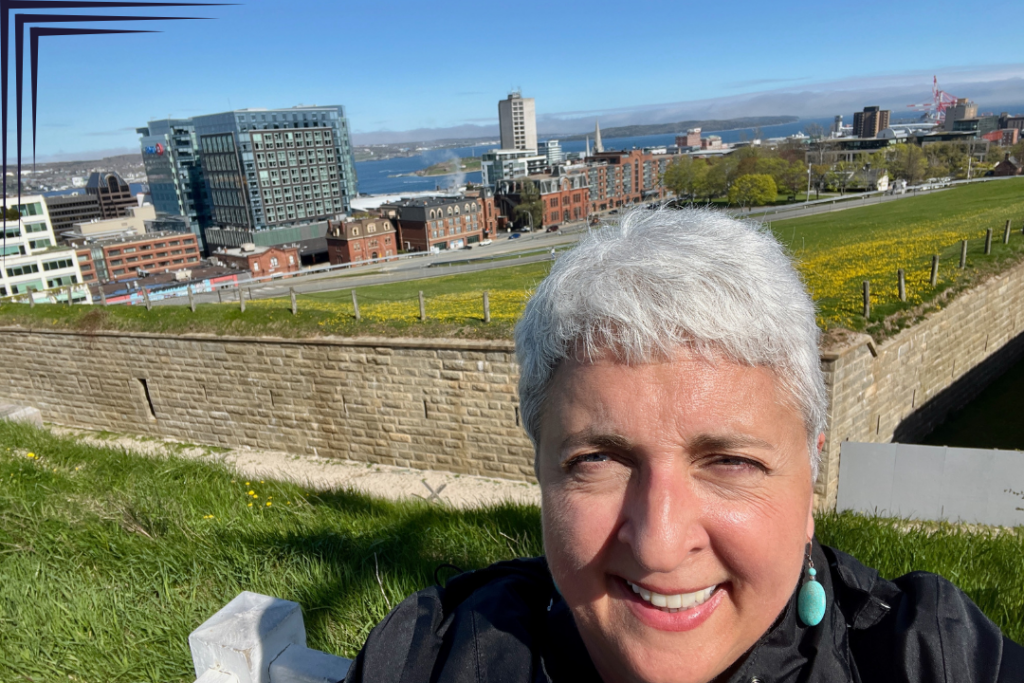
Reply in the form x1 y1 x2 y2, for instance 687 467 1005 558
538 350 818 683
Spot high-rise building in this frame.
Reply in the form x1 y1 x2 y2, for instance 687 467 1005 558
139 105 357 234
480 148 547 186
498 92 537 151
538 139 564 166
944 98 978 131
136 119 212 234
85 171 137 218
852 106 891 138
44 193 102 240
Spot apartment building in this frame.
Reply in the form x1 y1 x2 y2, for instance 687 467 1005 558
498 91 537 152
70 230 201 283
380 196 487 252
325 216 397 265
1 195 87 303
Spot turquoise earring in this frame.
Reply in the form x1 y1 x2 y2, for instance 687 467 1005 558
798 546 826 627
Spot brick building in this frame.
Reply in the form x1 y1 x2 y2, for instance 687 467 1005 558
214 243 301 277
852 106 891 138
379 196 487 252
462 186 499 237
325 216 397 265
70 231 201 283
85 171 137 218
496 170 590 228
584 150 675 212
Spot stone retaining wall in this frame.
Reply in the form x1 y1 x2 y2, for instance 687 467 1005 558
2 332 534 481
4 256 1024 507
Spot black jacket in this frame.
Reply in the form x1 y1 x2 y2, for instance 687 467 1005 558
345 542 1024 682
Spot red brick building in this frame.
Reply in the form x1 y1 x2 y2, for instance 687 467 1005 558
325 216 398 265
462 186 500 238
379 196 488 252
584 150 675 212
71 231 201 283
215 244 301 277
496 170 590 228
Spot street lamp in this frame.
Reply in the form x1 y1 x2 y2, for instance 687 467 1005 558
805 166 812 204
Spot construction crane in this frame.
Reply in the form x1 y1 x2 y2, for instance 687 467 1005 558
907 76 958 124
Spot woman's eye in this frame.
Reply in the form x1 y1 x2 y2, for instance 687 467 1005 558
567 452 611 467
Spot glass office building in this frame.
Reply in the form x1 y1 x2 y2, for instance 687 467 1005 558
137 119 212 231
190 105 357 230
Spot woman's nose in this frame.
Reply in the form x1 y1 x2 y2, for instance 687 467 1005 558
617 466 708 574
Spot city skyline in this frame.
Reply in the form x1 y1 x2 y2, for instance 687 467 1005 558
8 0 1024 160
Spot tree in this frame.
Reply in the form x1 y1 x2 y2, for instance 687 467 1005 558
3 207 19 221
804 123 826 140
889 144 928 185
513 179 543 229
728 174 777 207
663 156 707 200
697 161 730 200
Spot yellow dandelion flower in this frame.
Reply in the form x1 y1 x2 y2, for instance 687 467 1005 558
245 482 250 486
248 502 253 507
26 452 34 458
265 501 272 506
248 490 255 495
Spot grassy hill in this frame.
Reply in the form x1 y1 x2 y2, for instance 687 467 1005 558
2 179 1024 342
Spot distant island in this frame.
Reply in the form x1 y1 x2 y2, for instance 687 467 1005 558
559 116 800 142
389 157 482 178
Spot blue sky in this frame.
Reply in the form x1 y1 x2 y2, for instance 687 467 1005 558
11 0 1024 159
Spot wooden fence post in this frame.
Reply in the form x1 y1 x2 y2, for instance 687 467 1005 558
142 287 152 311
290 287 297 315
248 286 253 302
65 286 73 305
99 286 107 306
483 291 490 323
930 254 939 287
985 228 993 255
1004 219 1012 244
28 291 35 308
188 284 195 312
863 280 871 319
352 290 360 320
960 239 968 268
240 287 246 313
217 287 223 304
897 268 906 302
419 291 426 321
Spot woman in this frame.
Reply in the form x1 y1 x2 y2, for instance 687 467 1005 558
346 208 1023 683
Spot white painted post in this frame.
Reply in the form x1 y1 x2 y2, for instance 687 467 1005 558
188 591 351 683
188 284 196 312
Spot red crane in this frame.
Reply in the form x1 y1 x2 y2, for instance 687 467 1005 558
907 76 958 124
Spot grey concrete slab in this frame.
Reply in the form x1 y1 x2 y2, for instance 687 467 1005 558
940 448 994 523
891 444 947 520
837 441 896 515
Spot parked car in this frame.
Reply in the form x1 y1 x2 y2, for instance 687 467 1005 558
546 225 559 233
508 233 521 240
479 239 493 246
461 244 473 250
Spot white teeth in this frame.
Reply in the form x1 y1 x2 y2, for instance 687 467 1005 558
626 581 717 612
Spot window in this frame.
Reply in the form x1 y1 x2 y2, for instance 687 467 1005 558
112 268 125 276
108 249 121 256
110 259 123 266
124 247 136 253
24 222 47 233
28 238 51 250
46 274 77 288
43 257 74 271
252 263 260 272
288 255 294 264
141 244 152 251
270 257 279 268
3 226 19 238
127 257 138 263
7 263 39 277
1 244 25 256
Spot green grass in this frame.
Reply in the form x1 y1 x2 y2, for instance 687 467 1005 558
0 421 1021 681
3 179 1024 342
769 178 1024 336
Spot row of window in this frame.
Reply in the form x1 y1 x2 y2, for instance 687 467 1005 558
2 222 48 238
430 223 477 239
250 254 296 272
107 239 190 256
252 130 333 150
110 256 199 276
262 183 339 205
201 134 236 154
430 216 477 230
43 257 74 271
206 154 239 172
258 167 338 188
256 149 335 169
426 203 477 220
264 199 336 223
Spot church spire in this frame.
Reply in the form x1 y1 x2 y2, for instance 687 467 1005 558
594 120 603 153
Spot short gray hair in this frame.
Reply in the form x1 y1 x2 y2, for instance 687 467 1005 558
514 207 827 480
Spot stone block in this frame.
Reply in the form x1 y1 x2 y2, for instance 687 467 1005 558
0 404 43 427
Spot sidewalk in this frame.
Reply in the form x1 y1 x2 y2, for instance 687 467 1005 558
52 425 541 509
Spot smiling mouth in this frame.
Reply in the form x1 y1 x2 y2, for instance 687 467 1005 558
625 580 718 613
